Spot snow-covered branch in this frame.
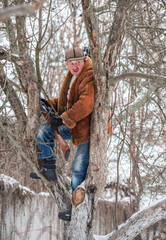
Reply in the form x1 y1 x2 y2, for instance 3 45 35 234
94 197 166 240
0 1 46 19
0 48 23 65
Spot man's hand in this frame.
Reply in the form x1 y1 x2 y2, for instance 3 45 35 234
50 115 63 131
40 98 50 107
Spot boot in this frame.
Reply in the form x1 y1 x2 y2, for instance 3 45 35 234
30 160 57 181
58 207 72 222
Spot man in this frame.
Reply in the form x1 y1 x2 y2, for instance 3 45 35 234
30 47 94 221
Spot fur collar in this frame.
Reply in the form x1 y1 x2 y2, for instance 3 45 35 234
57 57 92 114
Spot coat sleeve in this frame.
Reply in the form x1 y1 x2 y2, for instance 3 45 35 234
61 78 94 129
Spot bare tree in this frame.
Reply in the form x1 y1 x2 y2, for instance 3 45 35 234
0 0 166 239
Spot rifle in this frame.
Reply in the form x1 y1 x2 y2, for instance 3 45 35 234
40 99 70 161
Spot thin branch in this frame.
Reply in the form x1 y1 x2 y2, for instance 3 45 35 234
37 0 53 46
151 98 166 121
112 72 166 85
0 47 23 66
112 85 156 129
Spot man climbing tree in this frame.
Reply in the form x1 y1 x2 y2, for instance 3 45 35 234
30 47 95 221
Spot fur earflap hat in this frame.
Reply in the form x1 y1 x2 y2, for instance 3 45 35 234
65 47 86 62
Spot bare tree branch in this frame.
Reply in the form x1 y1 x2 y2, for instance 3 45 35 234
94 197 166 240
112 85 156 129
104 0 137 77
0 65 27 128
112 72 166 85
152 98 166 121
0 47 23 65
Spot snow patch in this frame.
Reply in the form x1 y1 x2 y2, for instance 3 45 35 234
0 174 19 189
38 192 50 197
93 196 166 240
0 174 49 196
94 235 108 240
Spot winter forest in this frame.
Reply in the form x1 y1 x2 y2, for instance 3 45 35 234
0 0 166 240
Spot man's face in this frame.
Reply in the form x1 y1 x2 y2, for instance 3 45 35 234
66 60 85 76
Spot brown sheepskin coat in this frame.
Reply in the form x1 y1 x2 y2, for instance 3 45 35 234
49 56 94 145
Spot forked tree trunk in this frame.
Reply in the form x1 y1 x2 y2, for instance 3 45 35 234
66 76 111 240
66 1 136 239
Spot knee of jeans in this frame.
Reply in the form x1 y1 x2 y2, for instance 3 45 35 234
71 173 86 192
37 131 43 143
37 128 45 142
72 166 88 182
72 156 89 174
72 153 82 170
37 123 48 142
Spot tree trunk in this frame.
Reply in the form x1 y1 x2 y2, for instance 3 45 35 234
66 1 136 239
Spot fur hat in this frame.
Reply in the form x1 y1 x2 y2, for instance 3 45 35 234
65 47 86 62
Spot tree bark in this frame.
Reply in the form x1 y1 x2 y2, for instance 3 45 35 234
15 11 40 141
104 0 136 77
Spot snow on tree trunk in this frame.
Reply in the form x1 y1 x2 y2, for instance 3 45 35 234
66 194 91 240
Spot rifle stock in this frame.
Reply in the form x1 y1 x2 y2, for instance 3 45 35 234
54 129 70 161
40 105 70 161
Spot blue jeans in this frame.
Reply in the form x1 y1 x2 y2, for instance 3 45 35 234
37 123 89 192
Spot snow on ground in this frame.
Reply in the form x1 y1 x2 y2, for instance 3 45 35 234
0 174 63 240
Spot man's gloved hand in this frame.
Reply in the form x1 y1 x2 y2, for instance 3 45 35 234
40 98 50 107
50 115 63 131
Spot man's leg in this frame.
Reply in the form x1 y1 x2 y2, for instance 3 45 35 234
38 123 56 161
58 141 90 221
71 141 90 192
30 123 71 180
30 123 57 180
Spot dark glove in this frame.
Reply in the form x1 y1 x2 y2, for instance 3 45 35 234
50 115 63 131
40 98 50 107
